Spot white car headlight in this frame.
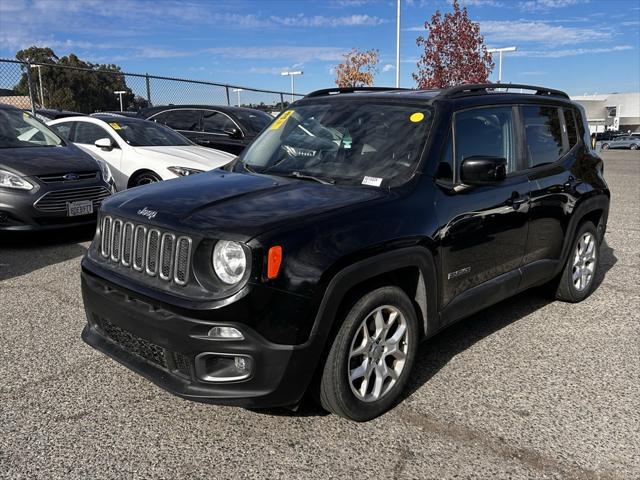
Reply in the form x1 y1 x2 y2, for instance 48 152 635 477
0 170 33 190
212 240 247 284
168 166 204 177
95 158 112 183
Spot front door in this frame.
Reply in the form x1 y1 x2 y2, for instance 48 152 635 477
436 105 530 309
72 122 124 189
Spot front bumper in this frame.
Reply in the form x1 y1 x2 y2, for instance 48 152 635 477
81 269 321 408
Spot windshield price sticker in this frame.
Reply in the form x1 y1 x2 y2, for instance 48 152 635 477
109 122 122 130
270 110 295 130
362 176 383 187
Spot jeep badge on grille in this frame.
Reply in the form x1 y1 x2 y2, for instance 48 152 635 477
137 207 157 220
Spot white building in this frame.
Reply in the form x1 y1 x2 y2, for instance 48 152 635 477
571 92 640 134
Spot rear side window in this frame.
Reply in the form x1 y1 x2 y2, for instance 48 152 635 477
454 106 517 174
74 122 108 144
522 106 564 167
202 111 236 134
152 110 200 131
49 122 72 140
563 108 578 148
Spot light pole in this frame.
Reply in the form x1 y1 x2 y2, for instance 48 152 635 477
30 64 45 108
396 0 401 87
114 90 126 111
280 71 303 102
487 46 517 83
232 88 244 106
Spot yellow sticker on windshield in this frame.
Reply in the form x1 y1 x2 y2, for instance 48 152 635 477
410 112 425 123
270 110 294 130
109 122 122 130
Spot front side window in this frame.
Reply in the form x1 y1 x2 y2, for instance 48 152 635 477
0 109 63 148
454 106 517 175
233 110 272 134
107 120 192 147
152 110 200 131
238 102 432 187
49 122 72 140
75 122 109 145
202 111 236 134
523 106 564 167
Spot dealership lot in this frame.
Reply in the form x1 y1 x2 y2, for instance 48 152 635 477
0 151 638 479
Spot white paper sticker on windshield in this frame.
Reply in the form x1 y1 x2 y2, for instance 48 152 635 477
362 176 383 187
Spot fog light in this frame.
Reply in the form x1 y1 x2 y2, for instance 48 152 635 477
208 326 243 340
195 353 253 382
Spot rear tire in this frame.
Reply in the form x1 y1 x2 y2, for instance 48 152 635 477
318 286 419 421
601 143 610 150
631 144 638 150
554 221 599 303
131 171 162 187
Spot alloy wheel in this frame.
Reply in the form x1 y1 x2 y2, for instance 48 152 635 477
572 232 597 292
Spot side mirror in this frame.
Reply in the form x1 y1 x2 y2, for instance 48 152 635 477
223 127 242 139
460 156 507 185
95 137 114 151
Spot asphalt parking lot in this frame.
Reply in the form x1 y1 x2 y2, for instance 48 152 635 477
1 150 638 480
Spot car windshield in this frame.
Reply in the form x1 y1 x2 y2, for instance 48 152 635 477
233 110 273 134
237 101 432 186
107 119 192 146
0 109 64 148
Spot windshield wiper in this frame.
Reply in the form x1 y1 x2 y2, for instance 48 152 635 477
285 171 335 185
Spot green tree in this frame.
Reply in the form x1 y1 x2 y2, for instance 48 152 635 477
14 46 137 113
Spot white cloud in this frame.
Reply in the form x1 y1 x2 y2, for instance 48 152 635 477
270 14 386 27
203 47 346 63
481 20 612 45
519 0 585 12
514 45 634 58
382 64 395 72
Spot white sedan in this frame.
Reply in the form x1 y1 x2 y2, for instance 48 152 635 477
47 115 235 191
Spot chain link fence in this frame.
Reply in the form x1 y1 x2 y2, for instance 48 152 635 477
0 58 303 114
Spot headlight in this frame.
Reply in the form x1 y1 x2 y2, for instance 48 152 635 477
212 240 247 284
0 170 33 190
95 158 112 183
168 166 204 176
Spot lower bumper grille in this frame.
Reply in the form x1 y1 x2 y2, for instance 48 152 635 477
93 315 191 375
34 185 111 213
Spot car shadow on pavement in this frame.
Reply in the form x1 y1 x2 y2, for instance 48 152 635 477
256 240 617 419
0 225 94 281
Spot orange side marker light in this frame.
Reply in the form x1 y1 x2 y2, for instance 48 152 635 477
267 246 283 279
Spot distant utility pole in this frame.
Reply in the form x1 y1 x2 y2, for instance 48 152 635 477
232 88 243 106
396 0 401 87
114 90 126 111
30 64 45 108
487 46 517 83
281 71 303 102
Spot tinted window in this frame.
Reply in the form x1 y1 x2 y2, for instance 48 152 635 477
454 106 517 174
233 110 273 134
107 120 191 146
202 111 236 134
563 108 578 148
75 122 109 144
152 110 200 131
523 106 564 167
49 122 72 140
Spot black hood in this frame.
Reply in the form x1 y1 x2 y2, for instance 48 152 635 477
0 144 98 176
103 170 388 239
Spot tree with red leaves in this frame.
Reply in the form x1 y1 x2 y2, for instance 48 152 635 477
335 48 379 88
412 0 493 89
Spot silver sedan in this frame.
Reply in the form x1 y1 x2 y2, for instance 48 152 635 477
601 135 640 150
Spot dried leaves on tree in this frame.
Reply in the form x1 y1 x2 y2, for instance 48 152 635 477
413 0 493 89
335 48 379 88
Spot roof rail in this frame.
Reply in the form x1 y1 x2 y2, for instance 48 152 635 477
440 83 570 100
304 86 411 98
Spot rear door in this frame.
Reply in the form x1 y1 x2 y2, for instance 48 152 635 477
436 105 530 311
198 109 245 154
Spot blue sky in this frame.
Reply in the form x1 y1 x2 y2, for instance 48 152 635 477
1 0 639 96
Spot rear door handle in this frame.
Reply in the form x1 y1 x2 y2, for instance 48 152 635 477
507 192 529 209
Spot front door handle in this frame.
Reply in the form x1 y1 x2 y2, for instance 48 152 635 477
507 192 529 209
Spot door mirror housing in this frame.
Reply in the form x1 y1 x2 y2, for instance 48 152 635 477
223 127 242 139
95 137 114 151
460 156 507 185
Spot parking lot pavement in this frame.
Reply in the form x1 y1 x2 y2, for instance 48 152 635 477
1 151 638 480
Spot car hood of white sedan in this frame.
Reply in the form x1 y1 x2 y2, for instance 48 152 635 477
133 145 236 170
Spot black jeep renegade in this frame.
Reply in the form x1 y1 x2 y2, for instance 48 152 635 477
81 84 610 421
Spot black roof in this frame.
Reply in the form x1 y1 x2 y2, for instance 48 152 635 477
91 114 150 123
140 104 272 118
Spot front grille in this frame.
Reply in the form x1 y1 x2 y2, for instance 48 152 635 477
36 171 98 184
34 185 111 212
100 215 192 286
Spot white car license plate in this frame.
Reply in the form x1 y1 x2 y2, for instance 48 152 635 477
67 200 94 217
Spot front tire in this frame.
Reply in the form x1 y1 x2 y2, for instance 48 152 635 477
318 286 419 421
131 171 162 187
601 143 610 150
554 221 600 302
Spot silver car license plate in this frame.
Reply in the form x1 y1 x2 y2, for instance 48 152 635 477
67 200 93 217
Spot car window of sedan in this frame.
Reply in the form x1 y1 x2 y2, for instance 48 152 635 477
49 122 72 140
74 122 110 145
202 111 237 135
152 110 200 131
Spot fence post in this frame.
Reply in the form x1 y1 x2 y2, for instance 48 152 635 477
24 63 36 115
145 73 152 106
225 86 231 106
280 93 284 111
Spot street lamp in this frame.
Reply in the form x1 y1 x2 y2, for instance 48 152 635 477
487 46 517 83
280 71 303 102
396 0 401 87
232 88 244 106
114 90 126 111
29 64 45 108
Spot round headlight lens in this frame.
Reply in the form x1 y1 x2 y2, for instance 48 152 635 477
212 240 247 284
